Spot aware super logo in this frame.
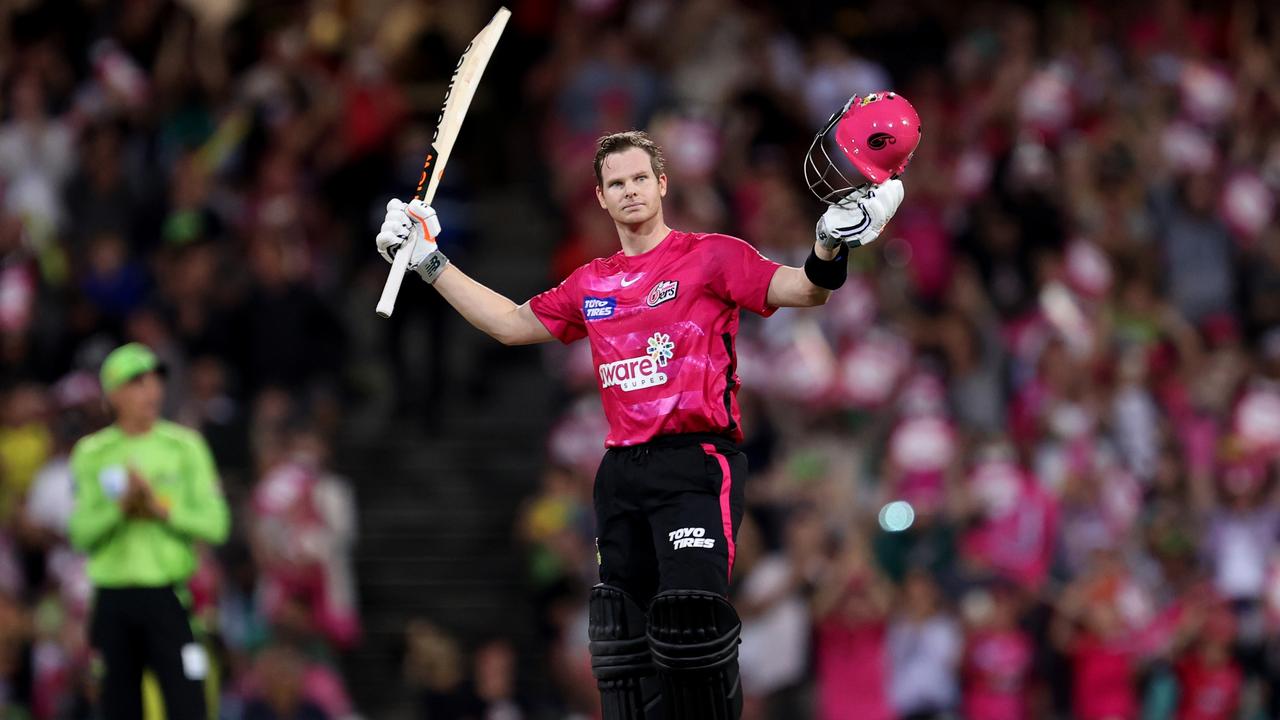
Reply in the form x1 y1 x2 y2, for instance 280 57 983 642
598 332 675 392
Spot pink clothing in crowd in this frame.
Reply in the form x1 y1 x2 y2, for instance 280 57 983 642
816 617 892 720
963 629 1033 720
1071 633 1138 720
1176 654 1242 720
962 466 1059 590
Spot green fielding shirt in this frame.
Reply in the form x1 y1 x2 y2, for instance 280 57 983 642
69 420 230 587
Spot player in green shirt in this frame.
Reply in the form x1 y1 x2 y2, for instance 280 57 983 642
69 342 230 719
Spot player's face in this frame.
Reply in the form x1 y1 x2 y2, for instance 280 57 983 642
109 371 163 427
596 148 667 225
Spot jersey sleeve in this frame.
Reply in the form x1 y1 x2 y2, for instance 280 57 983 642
528 266 588 344
705 234 782 317
166 431 230 544
67 441 125 552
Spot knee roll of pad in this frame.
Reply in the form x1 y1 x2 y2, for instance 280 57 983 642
647 590 743 720
589 584 663 720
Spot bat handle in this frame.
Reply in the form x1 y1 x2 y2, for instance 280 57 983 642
376 245 414 318
376 192 439 318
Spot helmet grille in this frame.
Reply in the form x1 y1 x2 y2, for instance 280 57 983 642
804 95 863 206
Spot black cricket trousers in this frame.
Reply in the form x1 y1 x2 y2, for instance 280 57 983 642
593 433 747 605
90 586 206 719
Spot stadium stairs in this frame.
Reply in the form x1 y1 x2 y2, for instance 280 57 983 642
339 194 559 717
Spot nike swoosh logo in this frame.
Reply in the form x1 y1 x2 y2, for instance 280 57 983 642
620 276 640 287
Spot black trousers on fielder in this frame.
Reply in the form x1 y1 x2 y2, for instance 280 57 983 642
594 433 747 604
90 586 206 720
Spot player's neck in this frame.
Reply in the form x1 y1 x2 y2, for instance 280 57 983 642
116 415 156 436
616 216 671 257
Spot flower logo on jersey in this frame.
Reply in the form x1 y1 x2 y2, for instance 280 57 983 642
646 280 679 308
646 332 675 366
599 332 676 392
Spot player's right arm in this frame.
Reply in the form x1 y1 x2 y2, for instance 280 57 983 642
67 439 126 552
432 266 554 345
376 199 555 346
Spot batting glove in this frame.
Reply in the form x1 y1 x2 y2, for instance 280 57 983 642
816 178 905 250
376 198 443 266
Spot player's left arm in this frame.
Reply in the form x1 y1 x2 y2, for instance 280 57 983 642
163 433 230 544
766 245 841 308
767 179 905 308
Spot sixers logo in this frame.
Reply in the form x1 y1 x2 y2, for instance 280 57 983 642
867 132 896 150
646 280 679 308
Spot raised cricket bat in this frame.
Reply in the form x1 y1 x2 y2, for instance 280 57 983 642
376 7 511 318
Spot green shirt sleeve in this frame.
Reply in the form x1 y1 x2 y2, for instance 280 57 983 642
67 442 125 552
165 432 230 544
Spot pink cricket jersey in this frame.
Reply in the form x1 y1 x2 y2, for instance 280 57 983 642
530 230 781 447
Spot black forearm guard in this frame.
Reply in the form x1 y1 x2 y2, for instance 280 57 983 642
803 244 850 291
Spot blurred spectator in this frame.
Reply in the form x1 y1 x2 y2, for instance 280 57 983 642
472 639 527 720
813 537 892 720
1151 174 1238 324
0 72 74 241
1053 571 1140 720
233 240 344 401
887 569 961 719
1174 603 1243 720
734 517 810 719
250 427 360 651
243 644 331 720
961 583 1033 720
0 385 53 526
402 621 526 720
959 447 1058 592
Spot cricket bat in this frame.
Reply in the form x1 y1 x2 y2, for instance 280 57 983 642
376 7 511 318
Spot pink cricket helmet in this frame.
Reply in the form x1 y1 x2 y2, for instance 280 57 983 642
806 91 922 204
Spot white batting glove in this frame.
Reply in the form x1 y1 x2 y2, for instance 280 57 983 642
376 198 442 268
816 178 905 250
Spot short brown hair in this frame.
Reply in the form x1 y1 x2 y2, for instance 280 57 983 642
594 130 666 186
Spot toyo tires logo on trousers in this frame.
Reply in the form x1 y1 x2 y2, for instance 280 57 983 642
599 332 675 392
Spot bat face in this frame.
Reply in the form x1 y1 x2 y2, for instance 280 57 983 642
416 9 510 205
376 7 511 318
415 37 472 198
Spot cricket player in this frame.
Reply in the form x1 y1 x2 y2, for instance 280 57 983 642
69 342 230 719
377 93 920 718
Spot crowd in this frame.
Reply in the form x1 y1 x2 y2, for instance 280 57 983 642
0 0 390 717
509 1 1280 719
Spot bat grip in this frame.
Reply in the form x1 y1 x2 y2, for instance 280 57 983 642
376 245 414 318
